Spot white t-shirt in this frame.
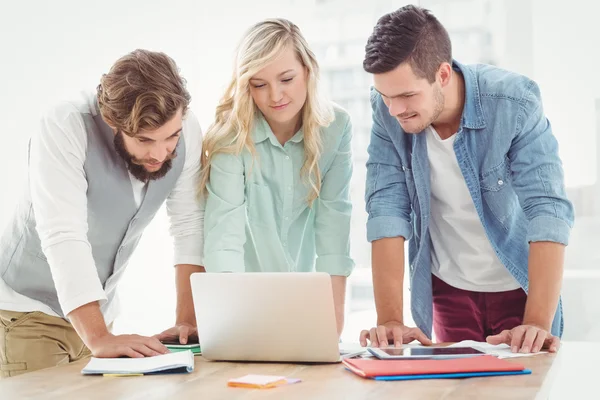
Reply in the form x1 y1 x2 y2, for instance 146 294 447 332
426 126 520 292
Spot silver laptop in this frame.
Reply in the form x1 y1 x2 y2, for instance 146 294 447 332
191 272 358 363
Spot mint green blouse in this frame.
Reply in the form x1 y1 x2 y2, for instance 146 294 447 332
203 105 355 276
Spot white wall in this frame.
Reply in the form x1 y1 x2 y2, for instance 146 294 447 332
529 0 600 341
530 0 600 188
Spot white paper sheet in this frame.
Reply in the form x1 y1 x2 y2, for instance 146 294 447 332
81 350 195 375
448 340 548 358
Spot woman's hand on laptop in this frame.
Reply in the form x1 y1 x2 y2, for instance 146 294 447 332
359 321 433 348
154 322 198 345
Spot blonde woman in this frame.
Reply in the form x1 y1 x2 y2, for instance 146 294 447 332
199 18 354 335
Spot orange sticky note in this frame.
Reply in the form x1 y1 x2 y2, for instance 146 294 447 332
227 374 298 389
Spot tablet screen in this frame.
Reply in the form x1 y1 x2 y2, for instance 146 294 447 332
380 346 484 357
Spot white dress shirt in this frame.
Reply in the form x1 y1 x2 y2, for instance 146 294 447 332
0 92 204 323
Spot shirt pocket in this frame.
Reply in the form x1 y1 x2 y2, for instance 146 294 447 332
0 311 43 332
479 158 519 227
245 183 276 229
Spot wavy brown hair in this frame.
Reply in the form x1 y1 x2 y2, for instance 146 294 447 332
97 49 191 136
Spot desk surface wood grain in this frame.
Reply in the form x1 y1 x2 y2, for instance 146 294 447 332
0 352 557 400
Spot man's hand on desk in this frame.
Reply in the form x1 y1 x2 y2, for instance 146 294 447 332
68 301 169 358
87 333 170 358
486 324 560 353
154 322 198 345
359 320 433 347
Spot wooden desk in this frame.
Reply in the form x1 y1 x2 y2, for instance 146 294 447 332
0 351 558 400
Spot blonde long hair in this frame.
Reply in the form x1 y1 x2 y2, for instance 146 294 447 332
198 18 334 205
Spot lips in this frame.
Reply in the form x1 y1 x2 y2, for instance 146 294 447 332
399 113 417 122
270 102 290 111
145 161 163 169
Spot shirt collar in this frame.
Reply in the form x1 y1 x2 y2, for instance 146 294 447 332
253 113 304 146
453 59 486 130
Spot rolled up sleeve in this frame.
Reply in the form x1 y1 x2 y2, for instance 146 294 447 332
30 105 106 316
365 90 413 242
314 115 355 277
167 111 205 266
203 152 247 273
508 80 574 245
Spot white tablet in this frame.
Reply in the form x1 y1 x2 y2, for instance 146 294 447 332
368 346 486 360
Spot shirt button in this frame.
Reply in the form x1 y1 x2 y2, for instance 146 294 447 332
288 186 292 191
285 156 290 160
498 179 504 186
283 242 287 247
402 165 406 171
284 216 289 221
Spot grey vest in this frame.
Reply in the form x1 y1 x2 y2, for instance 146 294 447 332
0 102 186 317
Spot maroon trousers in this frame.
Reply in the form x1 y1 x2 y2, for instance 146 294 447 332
431 274 527 342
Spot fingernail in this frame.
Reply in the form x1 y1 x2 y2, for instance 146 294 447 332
532 347 539 353
395 341 401 347
182 338 187 344
512 346 518 353
521 346 530 353
550 346 557 352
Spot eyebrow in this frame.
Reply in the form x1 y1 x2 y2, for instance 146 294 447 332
137 128 182 141
250 69 295 82
374 87 417 99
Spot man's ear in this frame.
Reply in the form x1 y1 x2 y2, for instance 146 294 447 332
437 62 452 88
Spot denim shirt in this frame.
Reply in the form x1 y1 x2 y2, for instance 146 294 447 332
365 61 575 338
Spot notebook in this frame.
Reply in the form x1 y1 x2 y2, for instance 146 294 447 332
343 355 527 379
373 370 532 381
81 350 195 375
166 343 201 355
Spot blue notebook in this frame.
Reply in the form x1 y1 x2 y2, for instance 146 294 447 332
373 369 532 381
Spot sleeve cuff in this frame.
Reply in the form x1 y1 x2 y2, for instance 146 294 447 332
174 233 204 266
527 216 572 245
174 255 204 267
367 216 413 242
315 255 355 277
44 240 107 316
61 290 107 317
203 251 245 273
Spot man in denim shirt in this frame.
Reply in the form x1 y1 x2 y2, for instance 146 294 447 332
358 5 574 354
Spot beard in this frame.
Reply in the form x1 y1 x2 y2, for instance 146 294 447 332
113 132 176 182
400 85 445 134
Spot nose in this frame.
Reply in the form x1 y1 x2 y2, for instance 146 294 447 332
149 143 169 162
269 84 284 104
387 98 408 117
